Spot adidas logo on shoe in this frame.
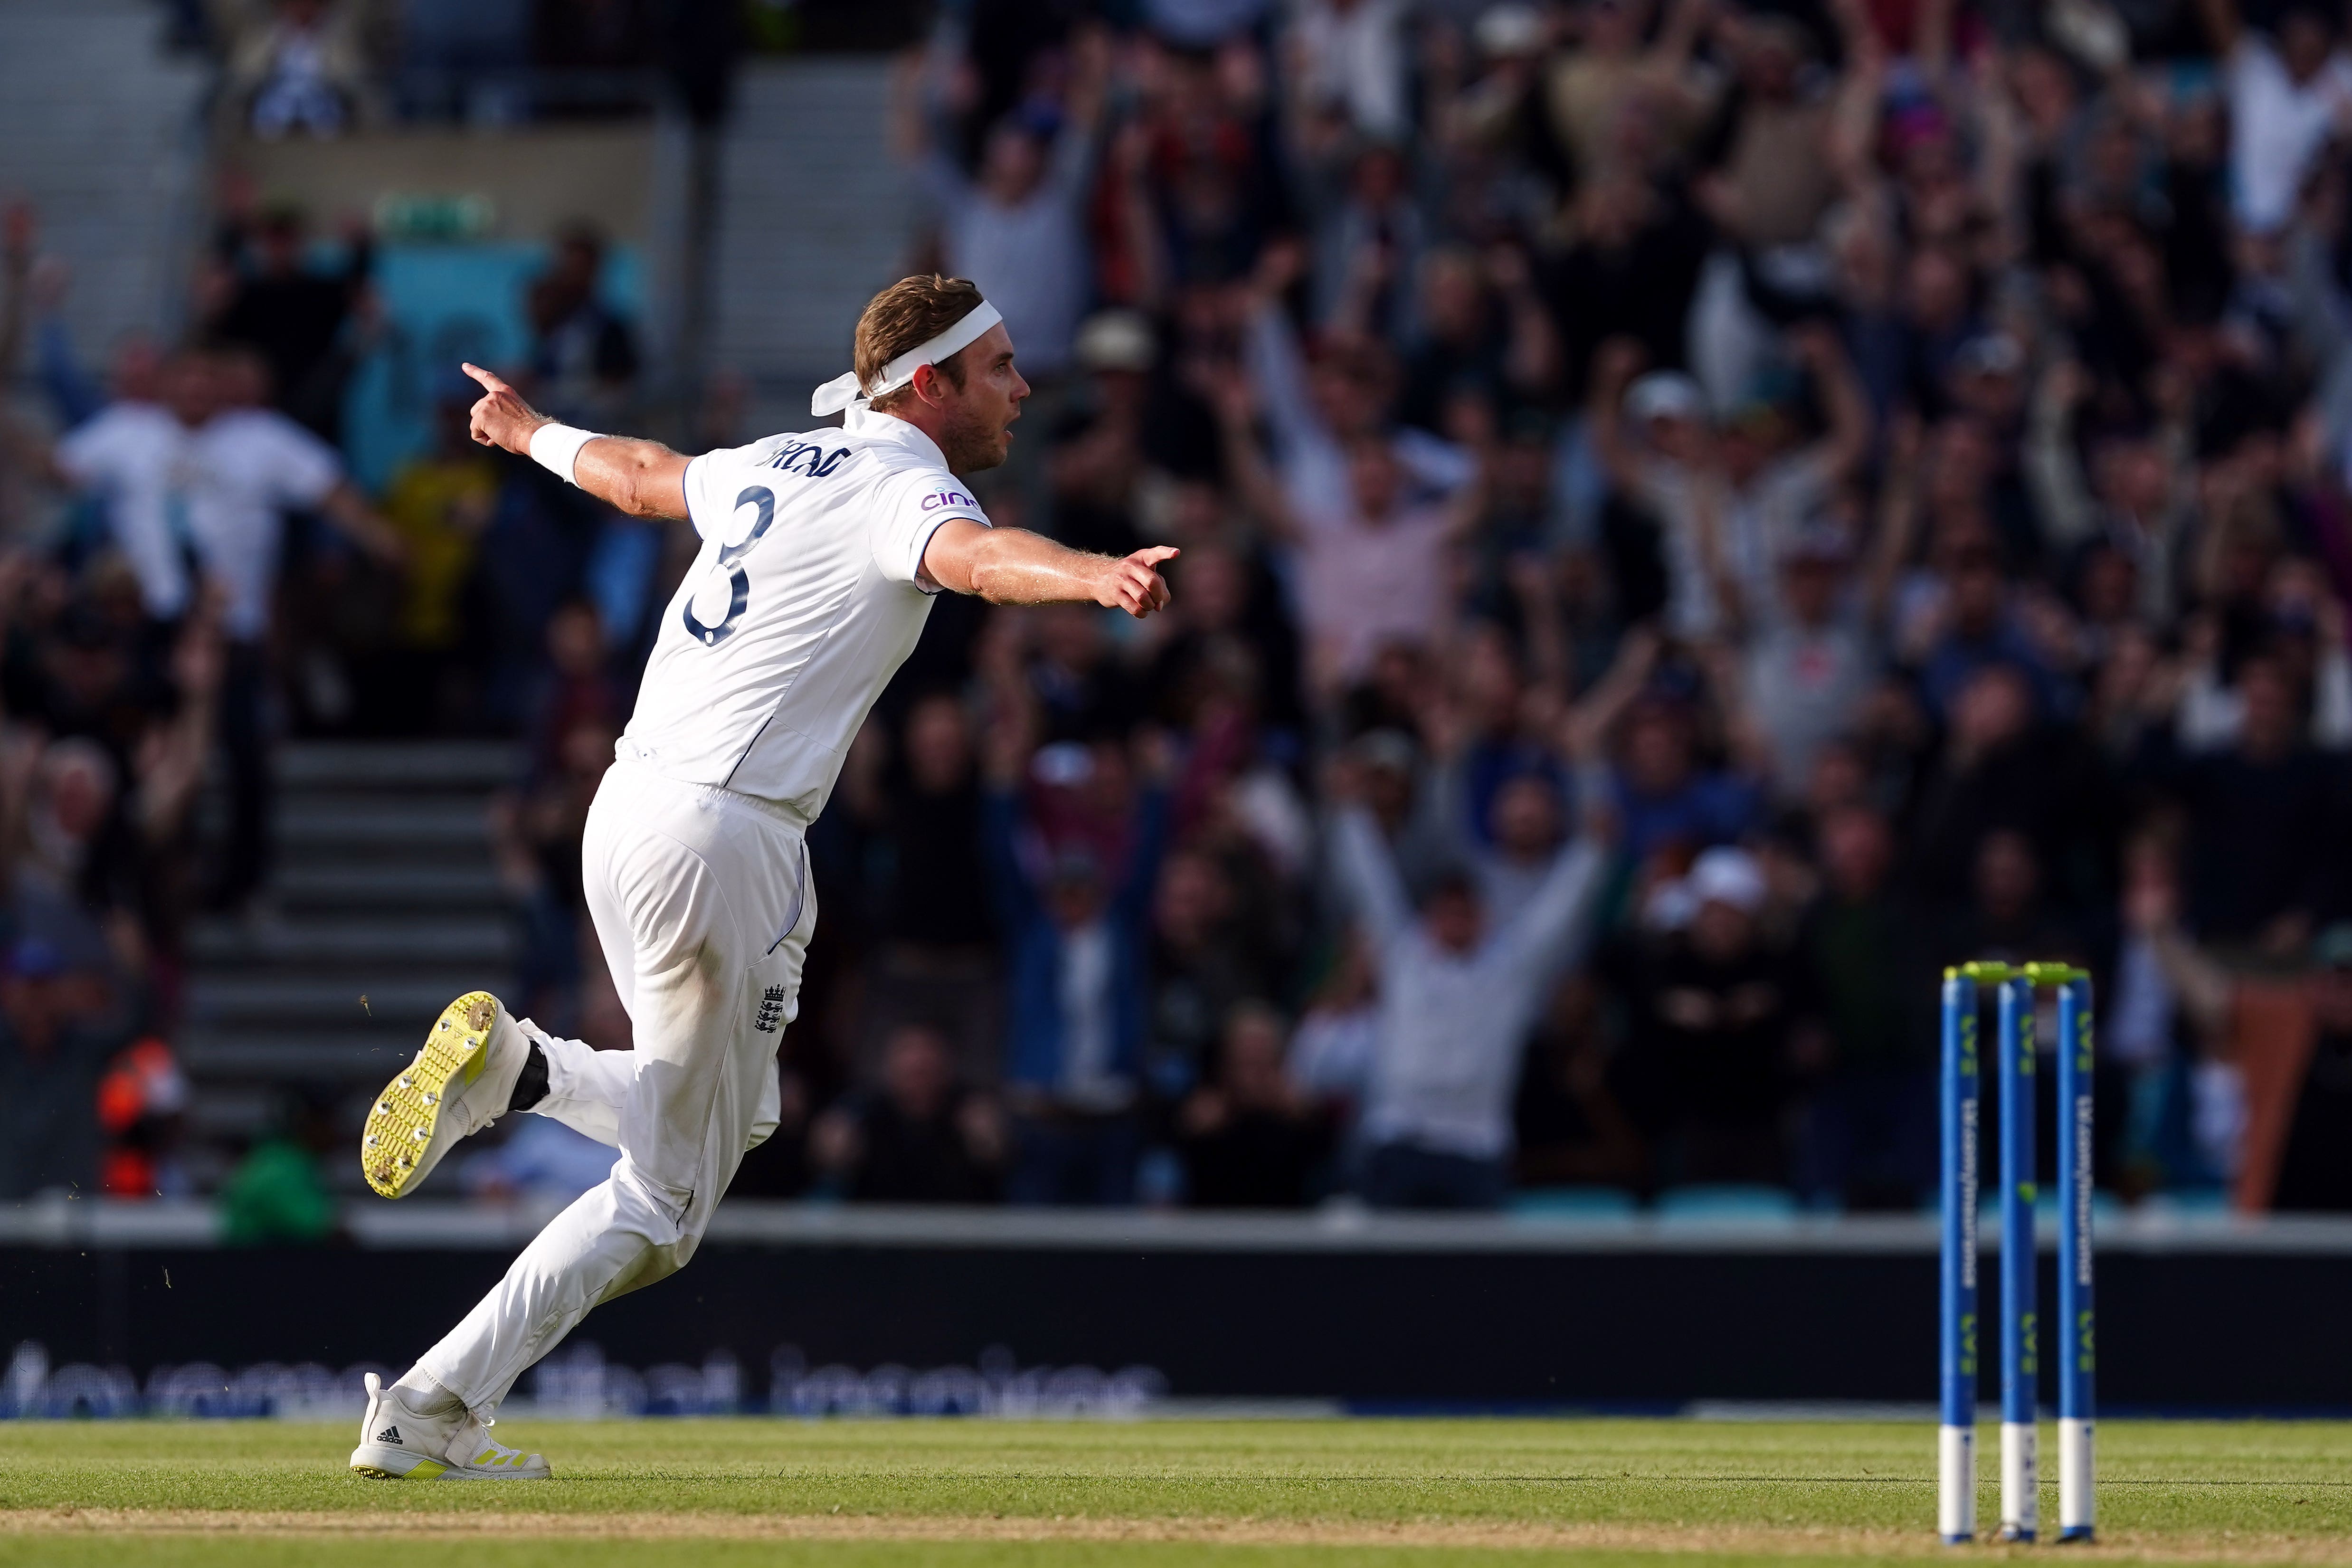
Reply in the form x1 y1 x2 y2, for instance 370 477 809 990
376 1425 403 1446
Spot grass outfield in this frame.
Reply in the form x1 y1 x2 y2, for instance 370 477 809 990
3 1417 2350 1566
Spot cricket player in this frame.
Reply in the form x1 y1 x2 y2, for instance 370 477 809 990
347 275 1176 1479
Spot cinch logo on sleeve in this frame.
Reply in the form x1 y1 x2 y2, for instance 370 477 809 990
920 489 975 511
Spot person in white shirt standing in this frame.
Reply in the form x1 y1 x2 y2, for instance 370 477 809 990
345 275 1178 1482
897 33 1105 381
40 343 402 910
1325 751 1612 1209
2204 0 2352 234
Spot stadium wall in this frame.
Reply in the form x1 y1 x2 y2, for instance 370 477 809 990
225 126 673 248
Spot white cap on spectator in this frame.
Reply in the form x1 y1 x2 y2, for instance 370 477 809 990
1686 846 1768 915
1075 310 1157 374
1476 3 1545 56
1624 371 1707 426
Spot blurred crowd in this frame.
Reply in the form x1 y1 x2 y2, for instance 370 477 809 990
16 0 2352 1217
0 182 673 1218
188 0 716 130
777 0 2352 1215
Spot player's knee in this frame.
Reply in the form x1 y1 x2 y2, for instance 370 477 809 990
607 1160 692 1242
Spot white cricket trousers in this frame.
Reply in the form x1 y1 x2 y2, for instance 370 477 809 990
415 758 812 1413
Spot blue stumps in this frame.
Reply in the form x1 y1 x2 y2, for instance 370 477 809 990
1996 974 2039 1542
1937 968 1981 1544
1937 961 2096 1546
2054 975 2096 1542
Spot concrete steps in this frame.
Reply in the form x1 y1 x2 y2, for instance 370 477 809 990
710 57 911 429
271 863 504 911
276 743 528 791
188 974 504 1027
189 916 514 967
273 797 500 850
180 741 521 1189
0 0 209 373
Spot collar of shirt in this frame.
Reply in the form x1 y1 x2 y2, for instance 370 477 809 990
844 406 952 470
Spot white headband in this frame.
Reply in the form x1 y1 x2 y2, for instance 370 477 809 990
811 300 1003 417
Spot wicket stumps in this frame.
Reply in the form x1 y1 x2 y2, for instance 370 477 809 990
1938 961 2096 1546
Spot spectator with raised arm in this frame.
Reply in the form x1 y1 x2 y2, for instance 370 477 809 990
1388 244 1560 439
11 343 403 916
1206 355 1487 694
2200 0 2352 235
1565 626 1764 874
1738 526 1884 801
1587 325 1874 643
1233 242 1477 524
896 25 1110 380
1326 738 1612 1209
223 0 374 139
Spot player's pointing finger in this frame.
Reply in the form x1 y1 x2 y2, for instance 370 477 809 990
1132 545 1181 568
461 361 512 396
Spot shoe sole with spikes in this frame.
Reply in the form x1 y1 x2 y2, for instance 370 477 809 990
361 991 501 1199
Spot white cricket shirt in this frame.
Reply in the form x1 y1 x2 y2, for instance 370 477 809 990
620 407 990 819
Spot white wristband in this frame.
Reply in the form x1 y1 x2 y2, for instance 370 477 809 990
528 423 599 485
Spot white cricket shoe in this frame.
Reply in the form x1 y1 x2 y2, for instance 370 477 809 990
349 1372 550 1481
360 990 529 1199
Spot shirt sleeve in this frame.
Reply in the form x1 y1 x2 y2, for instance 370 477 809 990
873 469 989 590
1330 807 1414 951
1243 300 1317 468
53 417 114 485
1290 497 1347 543
682 449 795 544
680 452 722 539
1498 839 1609 980
2225 38 2266 107
917 150 977 231
262 419 344 507
1046 121 1096 201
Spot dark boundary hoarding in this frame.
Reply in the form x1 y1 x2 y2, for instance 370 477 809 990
2 1204 2343 1410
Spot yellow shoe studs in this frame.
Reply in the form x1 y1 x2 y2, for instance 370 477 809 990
360 990 500 1199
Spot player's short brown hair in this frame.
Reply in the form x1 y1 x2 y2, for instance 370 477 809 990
854 275 987 406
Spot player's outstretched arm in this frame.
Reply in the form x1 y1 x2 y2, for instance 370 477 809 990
461 362 690 522
922 518 1176 618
